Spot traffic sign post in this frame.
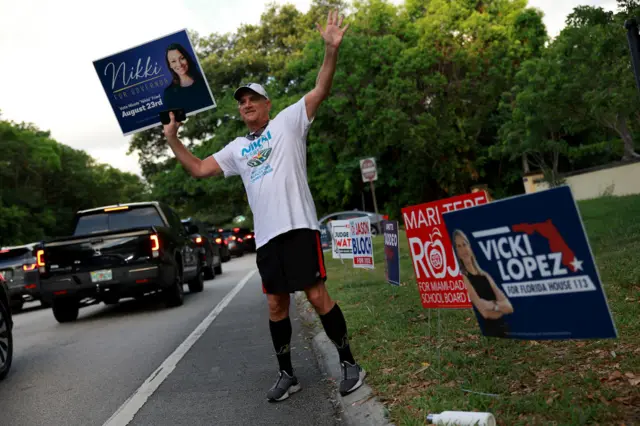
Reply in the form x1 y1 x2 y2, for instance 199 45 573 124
360 158 382 260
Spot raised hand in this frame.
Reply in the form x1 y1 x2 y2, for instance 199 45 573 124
316 9 349 49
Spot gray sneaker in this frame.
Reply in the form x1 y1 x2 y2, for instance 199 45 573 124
339 361 366 396
267 370 301 402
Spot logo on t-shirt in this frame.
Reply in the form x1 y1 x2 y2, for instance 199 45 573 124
247 147 272 168
240 131 275 183
241 131 272 157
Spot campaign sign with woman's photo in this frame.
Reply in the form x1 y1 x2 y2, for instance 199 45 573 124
93 29 216 136
442 186 617 340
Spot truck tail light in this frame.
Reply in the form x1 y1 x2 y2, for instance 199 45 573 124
37 249 46 272
215 238 222 244
150 234 160 258
23 263 37 271
245 234 252 239
195 236 203 244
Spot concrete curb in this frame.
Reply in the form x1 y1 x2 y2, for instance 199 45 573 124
295 292 394 426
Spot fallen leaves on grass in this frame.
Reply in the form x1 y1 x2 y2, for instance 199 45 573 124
624 372 640 386
546 392 561 405
409 314 426 323
411 363 431 377
609 371 624 381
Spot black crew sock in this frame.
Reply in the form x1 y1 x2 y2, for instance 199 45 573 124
269 317 293 376
319 303 356 364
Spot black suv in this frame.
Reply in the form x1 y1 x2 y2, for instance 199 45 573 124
0 243 47 312
0 271 13 381
181 217 223 279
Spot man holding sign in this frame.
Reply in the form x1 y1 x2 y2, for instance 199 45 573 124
162 10 365 402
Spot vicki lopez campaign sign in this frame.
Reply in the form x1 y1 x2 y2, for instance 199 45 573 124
93 29 216 136
401 192 488 309
441 186 617 340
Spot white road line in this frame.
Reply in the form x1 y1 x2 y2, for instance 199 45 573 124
103 269 257 426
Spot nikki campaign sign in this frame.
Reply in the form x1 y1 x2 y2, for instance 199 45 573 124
401 192 489 309
441 186 617 340
93 29 216 136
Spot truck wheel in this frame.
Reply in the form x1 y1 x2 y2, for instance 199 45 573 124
188 267 204 293
103 297 119 305
165 263 184 308
0 301 13 381
52 300 79 323
10 300 23 313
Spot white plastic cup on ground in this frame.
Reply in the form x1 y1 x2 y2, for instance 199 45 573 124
426 411 496 426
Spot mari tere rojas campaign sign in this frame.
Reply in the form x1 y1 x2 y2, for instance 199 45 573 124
350 216 374 269
93 29 216 136
401 192 489 309
441 186 617 340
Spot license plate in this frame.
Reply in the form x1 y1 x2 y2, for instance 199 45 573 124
90 269 112 283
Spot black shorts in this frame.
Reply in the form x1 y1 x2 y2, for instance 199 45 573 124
257 228 327 295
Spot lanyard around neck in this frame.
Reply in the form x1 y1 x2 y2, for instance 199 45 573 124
245 120 269 141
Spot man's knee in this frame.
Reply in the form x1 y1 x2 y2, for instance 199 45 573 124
305 281 334 315
267 293 290 321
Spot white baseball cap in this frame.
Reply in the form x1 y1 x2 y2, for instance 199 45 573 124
233 83 270 101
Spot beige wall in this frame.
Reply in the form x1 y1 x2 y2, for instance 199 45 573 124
565 162 640 200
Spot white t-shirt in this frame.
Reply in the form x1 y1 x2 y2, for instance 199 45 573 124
211 96 320 249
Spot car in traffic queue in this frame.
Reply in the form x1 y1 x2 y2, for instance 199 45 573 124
181 217 223 280
231 227 256 252
0 243 48 312
215 228 245 258
318 209 388 236
0 271 14 382
207 229 232 262
37 201 205 323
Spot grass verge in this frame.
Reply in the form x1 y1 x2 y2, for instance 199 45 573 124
323 194 640 425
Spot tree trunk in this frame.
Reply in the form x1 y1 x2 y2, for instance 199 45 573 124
552 150 560 186
522 153 530 174
615 116 640 160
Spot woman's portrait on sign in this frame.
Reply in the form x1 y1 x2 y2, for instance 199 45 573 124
162 43 213 113
453 229 514 337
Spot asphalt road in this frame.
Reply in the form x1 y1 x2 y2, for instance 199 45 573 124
0 255 341 426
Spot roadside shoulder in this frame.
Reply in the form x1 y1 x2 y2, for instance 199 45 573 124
294 292 394 426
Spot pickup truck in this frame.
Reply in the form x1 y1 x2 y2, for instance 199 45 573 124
38 201 204 323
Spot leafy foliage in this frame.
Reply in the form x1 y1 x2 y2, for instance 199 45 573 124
0 119 150 245
5 0 640 241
